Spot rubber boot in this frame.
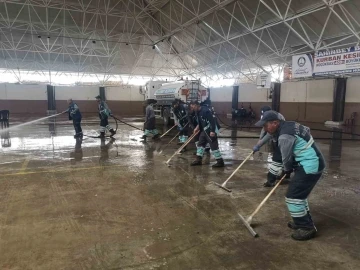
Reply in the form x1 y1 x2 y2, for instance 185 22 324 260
291 227 317 241
140 135 147 142
287 221 299 230
212 158 224 168
191 156 202 166
263 172 277 187
74 132 83 139
153 134 160 140
99 132 105 138
109 129 116 137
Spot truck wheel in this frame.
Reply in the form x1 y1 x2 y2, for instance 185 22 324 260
163 108 170 126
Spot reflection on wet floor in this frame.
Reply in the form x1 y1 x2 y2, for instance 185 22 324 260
3 116 360 177
1 129 11 148
1 116 359 171
1 116 360 269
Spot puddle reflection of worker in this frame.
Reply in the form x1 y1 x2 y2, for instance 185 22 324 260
144 140 162 159
70 138 83 164
100 138 115 164
1 130 11 148
0 110 9 129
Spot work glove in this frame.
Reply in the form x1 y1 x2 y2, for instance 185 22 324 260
280 169 293 179
252 144 261 153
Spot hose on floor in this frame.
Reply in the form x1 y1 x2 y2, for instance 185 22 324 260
111 115 144 131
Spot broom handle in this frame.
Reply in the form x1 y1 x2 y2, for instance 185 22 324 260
165 131 180 146
221 151 253 187
161 122 189 139
160 124 177 138
248 174 287 220
176 130 199 153
166 131 199 163
161 130 182 153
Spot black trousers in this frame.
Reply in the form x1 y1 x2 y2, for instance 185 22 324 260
197 131 222 159
144 117 156 130
285 166 322 228
73 119 82 134
179 125 189 137
100 118 109 128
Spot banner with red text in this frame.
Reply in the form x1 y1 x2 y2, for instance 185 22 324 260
314 46 360 75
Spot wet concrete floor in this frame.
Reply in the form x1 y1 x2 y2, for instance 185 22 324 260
0 116 359 269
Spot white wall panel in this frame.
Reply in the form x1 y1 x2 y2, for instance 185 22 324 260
281 79 334 103
239 83 268 102
210 86 232 102
106 86 144 101
346 77 360 102
211 84 267 103
0 84 47 100
306 79 333 102
55 85 99 100
281 81 307 102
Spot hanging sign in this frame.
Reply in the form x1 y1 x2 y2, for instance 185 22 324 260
292 54 313 78
314 46 360 75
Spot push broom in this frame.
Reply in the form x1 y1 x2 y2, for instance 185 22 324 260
166 131 199 166
159 123 190 154
159 131 181 154
238 173 287 237
214 151 254 192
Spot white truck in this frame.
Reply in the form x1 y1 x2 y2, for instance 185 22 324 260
143 79 209 125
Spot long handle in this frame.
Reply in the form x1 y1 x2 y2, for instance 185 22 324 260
221 151 253 187
161 131 181 152
161 122 189 139
176 130 199 154
246 174 286 222
162 123 190 152
160 124 177 138
166 131 199 164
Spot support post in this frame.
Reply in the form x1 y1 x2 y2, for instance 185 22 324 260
325 78 347 126
332 78 347 122
232 85 239 120
100 86 106 100
47 84 56 115
271 83 281 112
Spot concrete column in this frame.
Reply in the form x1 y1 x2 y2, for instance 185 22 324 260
232 85 239 120
332 78 347 122
99 86 106 100
271 82 281 112
329 128 342 170
47 84 56 113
